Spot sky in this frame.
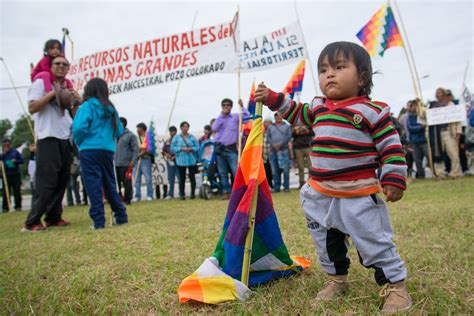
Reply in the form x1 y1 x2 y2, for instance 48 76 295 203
0 0 472 136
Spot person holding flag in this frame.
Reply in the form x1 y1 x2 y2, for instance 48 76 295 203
211 98 250 199
255 41 412 313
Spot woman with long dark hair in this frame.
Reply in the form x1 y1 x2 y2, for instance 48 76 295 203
72 78 128 229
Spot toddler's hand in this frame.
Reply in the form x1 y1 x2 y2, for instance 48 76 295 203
382 185 404 202
255 83 269 103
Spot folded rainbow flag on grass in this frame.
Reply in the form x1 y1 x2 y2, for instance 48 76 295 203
178 108 310 304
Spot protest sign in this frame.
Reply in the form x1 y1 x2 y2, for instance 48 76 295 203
69 15 239 94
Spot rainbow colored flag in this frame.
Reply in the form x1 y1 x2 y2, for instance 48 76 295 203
282 61 305 99
248 81 256 116
178 108 310 304
140 121 157 156
356 4 404 57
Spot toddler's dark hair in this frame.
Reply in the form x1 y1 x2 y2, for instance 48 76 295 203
43 39 62 56
317 41 373 96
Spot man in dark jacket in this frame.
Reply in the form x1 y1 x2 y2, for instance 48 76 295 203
1 139 24 212
115 117 139 204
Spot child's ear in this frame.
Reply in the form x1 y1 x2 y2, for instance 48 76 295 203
358 71 366 87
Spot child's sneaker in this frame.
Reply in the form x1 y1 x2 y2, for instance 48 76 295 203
379 281 412 314
316 275 348 300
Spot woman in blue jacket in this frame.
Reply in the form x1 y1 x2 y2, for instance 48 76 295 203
72 78 128 229
171 121 200 200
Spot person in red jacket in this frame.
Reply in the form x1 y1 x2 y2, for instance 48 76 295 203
31 39 73 92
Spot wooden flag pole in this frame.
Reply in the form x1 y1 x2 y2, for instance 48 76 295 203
241 101 263 287
293 1 319 95
390 0 422 100
388 0 423 100
0 161 12 211
389 0 435 176
237 6 243 161
166 11 198 132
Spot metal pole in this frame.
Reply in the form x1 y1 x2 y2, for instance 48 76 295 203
166 11 198 132
391 0 423 100
0 57 35 140
294 1 319 95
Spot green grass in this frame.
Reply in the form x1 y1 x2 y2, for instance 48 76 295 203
1 177 473 314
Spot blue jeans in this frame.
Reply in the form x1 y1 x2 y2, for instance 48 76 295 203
215 145 238 193
134 158 153 199
80 150 128 229
270 148 290 191
166 161 179 198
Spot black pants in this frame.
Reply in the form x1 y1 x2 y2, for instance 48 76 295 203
116 166 133 203
177 165 197 198
25 138 71 226
264 161 273 189
2 173 22 211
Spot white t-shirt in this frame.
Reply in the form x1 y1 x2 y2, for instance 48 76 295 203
28 79 72 140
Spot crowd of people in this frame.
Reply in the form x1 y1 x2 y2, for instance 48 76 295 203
1 38 473 313
396 88 474 181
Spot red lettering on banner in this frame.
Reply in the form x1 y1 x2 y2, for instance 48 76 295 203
105 67 116 83
271 27 287 39
134 43 143 60
144 41 153 58
153 58 162 73
190 51 198 65
190 30 199 47
171 35 179 52
162 38 170 54
84 56 91 71
78 58 84 72
124 64 132 80
123 47 130 62
208 26 216 43
135 61 144 76
101 51 109 67
163 55 173 70
181 32 191 50
200 28 208 45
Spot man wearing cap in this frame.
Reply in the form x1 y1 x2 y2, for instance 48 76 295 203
212 98 250 199
23 55 81 231
1 139 24 212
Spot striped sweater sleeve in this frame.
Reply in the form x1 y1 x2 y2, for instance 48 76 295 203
266 89 322 127
370 104 407 190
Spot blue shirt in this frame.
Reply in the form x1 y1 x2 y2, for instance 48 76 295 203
72 98 124 153
171 134 199 167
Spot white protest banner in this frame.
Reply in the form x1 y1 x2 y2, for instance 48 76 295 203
236 22 306 72
426 105 466 126
68 14 239 94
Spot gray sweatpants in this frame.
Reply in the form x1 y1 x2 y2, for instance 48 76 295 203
300 183 407 285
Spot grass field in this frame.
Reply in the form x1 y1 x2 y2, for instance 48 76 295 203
1 177 473 314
